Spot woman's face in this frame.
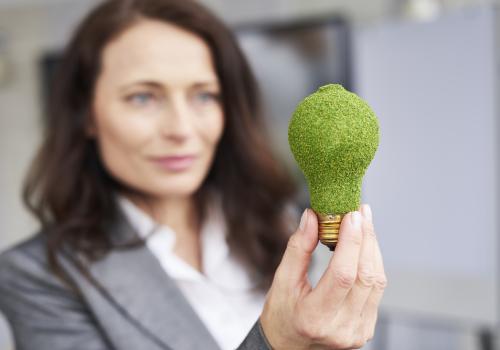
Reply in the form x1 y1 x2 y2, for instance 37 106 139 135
91 19 224 199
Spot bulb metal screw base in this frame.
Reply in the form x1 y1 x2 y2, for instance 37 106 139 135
316 212 345 251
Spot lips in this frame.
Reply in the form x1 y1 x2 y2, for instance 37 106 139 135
150 155 197 171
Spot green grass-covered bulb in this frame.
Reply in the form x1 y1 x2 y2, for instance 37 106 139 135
288 83 380 219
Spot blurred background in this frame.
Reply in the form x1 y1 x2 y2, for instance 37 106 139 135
0 0 498 349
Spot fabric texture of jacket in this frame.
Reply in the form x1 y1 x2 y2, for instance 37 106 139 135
0 211 272 350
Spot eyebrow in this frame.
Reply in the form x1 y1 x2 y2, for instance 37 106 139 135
192 81 220 89
119 81 162 92
119 79 220 92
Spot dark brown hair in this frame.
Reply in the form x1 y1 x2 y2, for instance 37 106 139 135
23 0 297 291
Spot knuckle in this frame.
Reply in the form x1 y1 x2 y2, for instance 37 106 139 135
357 268 375 288
353 338 367 349
312 327 330 343
328 333 357 350
328 321 356 348
284 234 308 261
333 270 357 289
295 323 313 339
328 336 350 349
287 234 301 251
364 224 377 239
374 274 388 290
295 319 327 342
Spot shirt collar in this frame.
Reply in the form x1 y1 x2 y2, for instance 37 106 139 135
117 194 161 241
116 194 256 290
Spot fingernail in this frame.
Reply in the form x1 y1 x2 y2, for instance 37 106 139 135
299 209 309 231
351 211 361 228
361 204 372 221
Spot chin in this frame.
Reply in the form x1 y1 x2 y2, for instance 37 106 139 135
149 177 205 198
118 168 209 199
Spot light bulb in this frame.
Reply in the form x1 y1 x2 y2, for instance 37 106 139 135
288 84 380 251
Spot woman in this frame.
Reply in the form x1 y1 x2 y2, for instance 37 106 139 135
0 0 387 349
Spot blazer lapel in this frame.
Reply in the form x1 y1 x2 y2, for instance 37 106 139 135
85 214 221 350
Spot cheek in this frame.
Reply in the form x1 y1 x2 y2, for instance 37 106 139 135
93 105 154 178
194 110 224 179
199 109 225 149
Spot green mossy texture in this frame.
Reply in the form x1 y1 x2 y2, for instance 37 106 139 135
288 84 380 214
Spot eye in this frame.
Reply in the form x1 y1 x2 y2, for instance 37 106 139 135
125 92 157 106
194 91 221 104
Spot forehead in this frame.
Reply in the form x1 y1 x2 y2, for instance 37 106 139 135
99 19 217 84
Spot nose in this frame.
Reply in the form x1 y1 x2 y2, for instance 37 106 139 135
160 94 193 143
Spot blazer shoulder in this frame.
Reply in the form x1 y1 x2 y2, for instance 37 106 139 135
0 231 89 324
0 234 117 349
0 232 78 310
0 232 50 279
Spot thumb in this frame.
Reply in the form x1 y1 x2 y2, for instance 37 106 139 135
277 209 319 286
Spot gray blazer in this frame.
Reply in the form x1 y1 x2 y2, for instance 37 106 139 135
0 214 272 350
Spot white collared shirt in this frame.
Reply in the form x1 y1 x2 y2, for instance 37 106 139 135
118 196 267 350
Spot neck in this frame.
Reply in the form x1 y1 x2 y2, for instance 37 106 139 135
124 192 200 238
120 190 208 273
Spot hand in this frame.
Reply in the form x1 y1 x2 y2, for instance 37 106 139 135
260 204 387 349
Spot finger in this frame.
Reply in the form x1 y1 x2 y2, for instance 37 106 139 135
339 204 377 318
276 209 319 287
361 235 388 341
308 211 363 310
370 238 388 309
